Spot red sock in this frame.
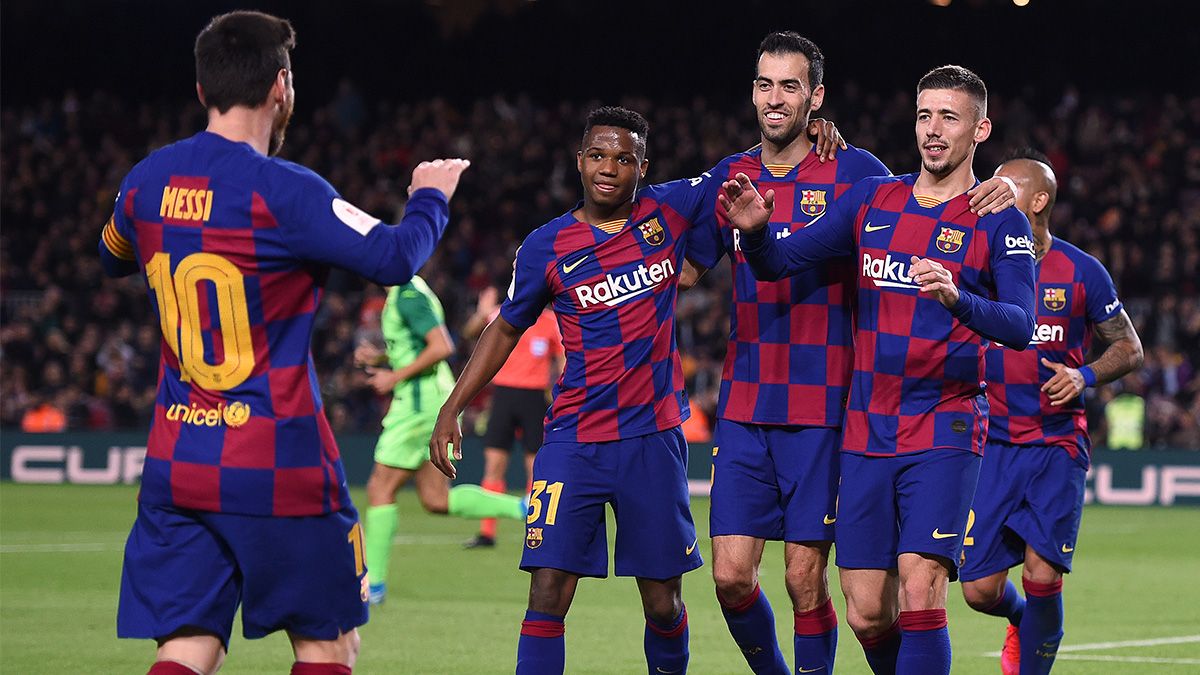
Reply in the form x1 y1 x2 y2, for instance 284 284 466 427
147 662 199 675
290 663 351 675
479 478 505 538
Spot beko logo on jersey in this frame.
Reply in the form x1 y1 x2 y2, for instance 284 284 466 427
732 227 792 252
574 259 675 308
862 253 918 289
1005 234 1036 257
1030 323 1065 345
1105 299 1122 315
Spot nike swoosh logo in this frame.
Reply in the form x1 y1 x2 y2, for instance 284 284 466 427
823 514 836 525
931 529 959 540
563 255 588 274
1062 544 1074 553
864 221 891 232
656 669 682 674
797 668 826 673
685 538 698 555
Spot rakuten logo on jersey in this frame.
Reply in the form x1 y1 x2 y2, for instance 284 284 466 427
574 258 676 308
1030 323 1065 345
1005 234 1036 257
862 253 918 289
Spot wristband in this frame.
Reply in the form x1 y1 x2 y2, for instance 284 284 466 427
1079 365 1097 387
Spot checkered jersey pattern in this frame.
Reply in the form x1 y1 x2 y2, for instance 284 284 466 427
99 131 449 516
985 237 1121 467
500 178 715 443
687 144 889 426
740 173 1036 457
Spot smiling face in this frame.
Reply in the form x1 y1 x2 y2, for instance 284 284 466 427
915 87 990 178
576 125 648 211
753 51 824 149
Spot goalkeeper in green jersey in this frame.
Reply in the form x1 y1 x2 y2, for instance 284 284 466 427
355 276 527 605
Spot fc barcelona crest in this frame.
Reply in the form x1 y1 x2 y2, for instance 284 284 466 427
639 217 665 246
1043 287 1067 312
800 189 827 217
936 227 965 254
526 527 544 549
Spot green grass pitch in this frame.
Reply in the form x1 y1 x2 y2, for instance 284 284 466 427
2 484 1198 673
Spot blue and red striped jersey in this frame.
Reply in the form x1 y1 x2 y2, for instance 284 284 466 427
500 177 716 444
741 173 1036 457
686 144 889 426
99 131 449 516
985 237 1121 467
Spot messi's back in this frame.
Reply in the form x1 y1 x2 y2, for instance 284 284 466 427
104 131 454 516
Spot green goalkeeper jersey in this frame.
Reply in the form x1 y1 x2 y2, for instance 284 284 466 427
382 276 455 415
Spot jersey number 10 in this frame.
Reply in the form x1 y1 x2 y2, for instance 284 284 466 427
146 252 255 391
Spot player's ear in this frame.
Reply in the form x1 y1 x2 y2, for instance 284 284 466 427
810 83 825 112
974 116 992 144
196 83 207 108
576 150 583 174
640 158 649 180
1031 190 1051 216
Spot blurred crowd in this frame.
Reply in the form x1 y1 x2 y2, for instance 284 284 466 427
2 84 1198 449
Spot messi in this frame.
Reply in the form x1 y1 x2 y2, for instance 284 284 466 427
574 259 675 308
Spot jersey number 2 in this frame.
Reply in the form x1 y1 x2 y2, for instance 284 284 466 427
147 252 255 390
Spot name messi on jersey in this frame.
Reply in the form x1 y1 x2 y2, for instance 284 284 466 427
574 258 674 308
160 186 214 222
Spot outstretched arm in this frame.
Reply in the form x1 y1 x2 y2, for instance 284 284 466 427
1041 310 1144 406
429 316 524 479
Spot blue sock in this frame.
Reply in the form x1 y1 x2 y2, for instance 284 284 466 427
1020 578 1064 675
517 610 565 675
896 609 950 675
793 598 838 674
718 584 789 674
856 620 900 675
981 580 1026 626
645 605 689 674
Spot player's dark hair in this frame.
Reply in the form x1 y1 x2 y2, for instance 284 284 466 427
1002 146 1053 169
917 65 988 120
582 106 650 158
195 11 296 114
757 31 825 89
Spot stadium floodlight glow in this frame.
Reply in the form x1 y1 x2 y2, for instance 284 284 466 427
930 0 952 6
1013 0 1030 5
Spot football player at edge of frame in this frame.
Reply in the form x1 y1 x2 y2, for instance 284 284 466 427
723 65 1037 674
959 149 1144 675
98 11 469 675
680 32 1016 675
430 106 767 674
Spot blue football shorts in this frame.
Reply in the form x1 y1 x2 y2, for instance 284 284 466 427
118 502 368 647
959 441 1086 581
709 419 840 542
520 426 703 580
834 449 982 581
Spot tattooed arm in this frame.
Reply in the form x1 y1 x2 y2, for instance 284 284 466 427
1042 309 1144 406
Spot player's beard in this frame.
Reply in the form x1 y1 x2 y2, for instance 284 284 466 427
269 97 293 156
759 98 811 149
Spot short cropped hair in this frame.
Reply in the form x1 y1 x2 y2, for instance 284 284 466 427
917 64 987 120
757 31 825 89
582 106 650 157
195 11 296 113
1002 146 1053 169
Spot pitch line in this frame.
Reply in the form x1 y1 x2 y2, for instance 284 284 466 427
983 633 1200 657
1 533 473 553
1055 655 1200 665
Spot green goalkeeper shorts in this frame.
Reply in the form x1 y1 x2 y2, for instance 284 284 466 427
374 403 439 471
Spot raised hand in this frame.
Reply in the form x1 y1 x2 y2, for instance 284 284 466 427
409 158 471 201
718 173 775 233
910 255 960 308
1041 357 1087 406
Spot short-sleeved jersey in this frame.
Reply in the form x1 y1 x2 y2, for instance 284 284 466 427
382 277 455 415
492 308 564 390
985 238 1121 467
686 144 890 426
500 178 715 444
740 173 1036 457
98 131 449 516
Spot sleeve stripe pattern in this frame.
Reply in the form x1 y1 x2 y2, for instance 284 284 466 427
102 217 136 260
